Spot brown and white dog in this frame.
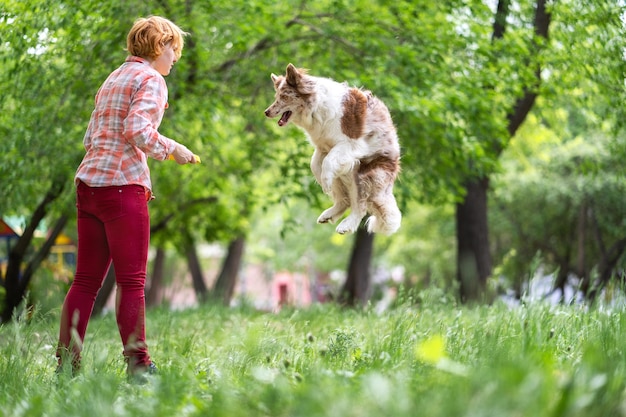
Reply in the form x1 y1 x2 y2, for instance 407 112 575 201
264 64 401 235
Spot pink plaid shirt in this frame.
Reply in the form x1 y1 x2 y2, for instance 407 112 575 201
75 56 177 194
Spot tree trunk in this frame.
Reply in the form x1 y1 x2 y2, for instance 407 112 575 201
456 178 492 303
339 223 374 307
2 180 65 323
92 264 115 316
146 246 166 307
577 203 590 295
211 235 245 306
186 240 207 303
588 238 626 303
455 0 551 303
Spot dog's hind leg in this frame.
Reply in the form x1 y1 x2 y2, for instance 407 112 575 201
335 172 367 235
357 163 401 235
317 177 350 224
366 191 401 235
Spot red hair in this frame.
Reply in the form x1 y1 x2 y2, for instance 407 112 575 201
126 16 188 60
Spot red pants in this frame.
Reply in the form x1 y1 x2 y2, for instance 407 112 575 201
57 181 152 367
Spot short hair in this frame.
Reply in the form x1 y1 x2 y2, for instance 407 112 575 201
126 16 188 60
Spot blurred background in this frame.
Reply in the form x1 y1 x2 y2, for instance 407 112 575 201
1 0 625 320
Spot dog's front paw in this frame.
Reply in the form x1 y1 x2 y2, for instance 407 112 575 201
318 204 349 225
317 212 334 224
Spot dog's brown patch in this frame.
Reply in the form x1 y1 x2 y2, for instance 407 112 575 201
341 88 368 139
359 154 400 177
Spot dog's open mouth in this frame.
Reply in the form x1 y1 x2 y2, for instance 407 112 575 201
278 111 292 126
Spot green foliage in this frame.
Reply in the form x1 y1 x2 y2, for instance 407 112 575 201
491 118 626 294
26 268 70 314
4 301 626 416
247 201 352 273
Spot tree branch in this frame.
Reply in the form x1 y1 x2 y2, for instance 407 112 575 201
286 17 360 54
18 215 68 296
505 0 551 139
2 178 66 322
215 13 362 73
216 37 274 73
588 238 626 302
492 0 510 41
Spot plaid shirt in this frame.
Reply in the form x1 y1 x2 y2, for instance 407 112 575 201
75 56 177 194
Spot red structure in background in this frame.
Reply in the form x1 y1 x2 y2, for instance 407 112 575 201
0 218 19 279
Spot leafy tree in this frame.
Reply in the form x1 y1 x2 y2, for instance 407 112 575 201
0 0 293 315
0 0 126 320
386 0 625 301
492 109 626 303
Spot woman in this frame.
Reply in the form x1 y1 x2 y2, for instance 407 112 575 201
56 16 198 381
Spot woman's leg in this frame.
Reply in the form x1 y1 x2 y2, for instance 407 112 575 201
104 186 151 368
57 186 112 368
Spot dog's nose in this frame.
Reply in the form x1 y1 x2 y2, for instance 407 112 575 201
264 109 270 117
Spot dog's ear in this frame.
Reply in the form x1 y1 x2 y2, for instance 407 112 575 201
271 74 284 89
285 63 300 87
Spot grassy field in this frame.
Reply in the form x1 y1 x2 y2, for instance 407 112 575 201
2 291 626 417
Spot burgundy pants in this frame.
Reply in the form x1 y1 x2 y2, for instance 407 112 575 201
57 181 152 367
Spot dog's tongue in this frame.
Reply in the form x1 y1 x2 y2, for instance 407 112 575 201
278 111 292 126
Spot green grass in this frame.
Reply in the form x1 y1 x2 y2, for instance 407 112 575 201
2 294 626 417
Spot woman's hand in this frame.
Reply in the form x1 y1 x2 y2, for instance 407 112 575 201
169 143 200 164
